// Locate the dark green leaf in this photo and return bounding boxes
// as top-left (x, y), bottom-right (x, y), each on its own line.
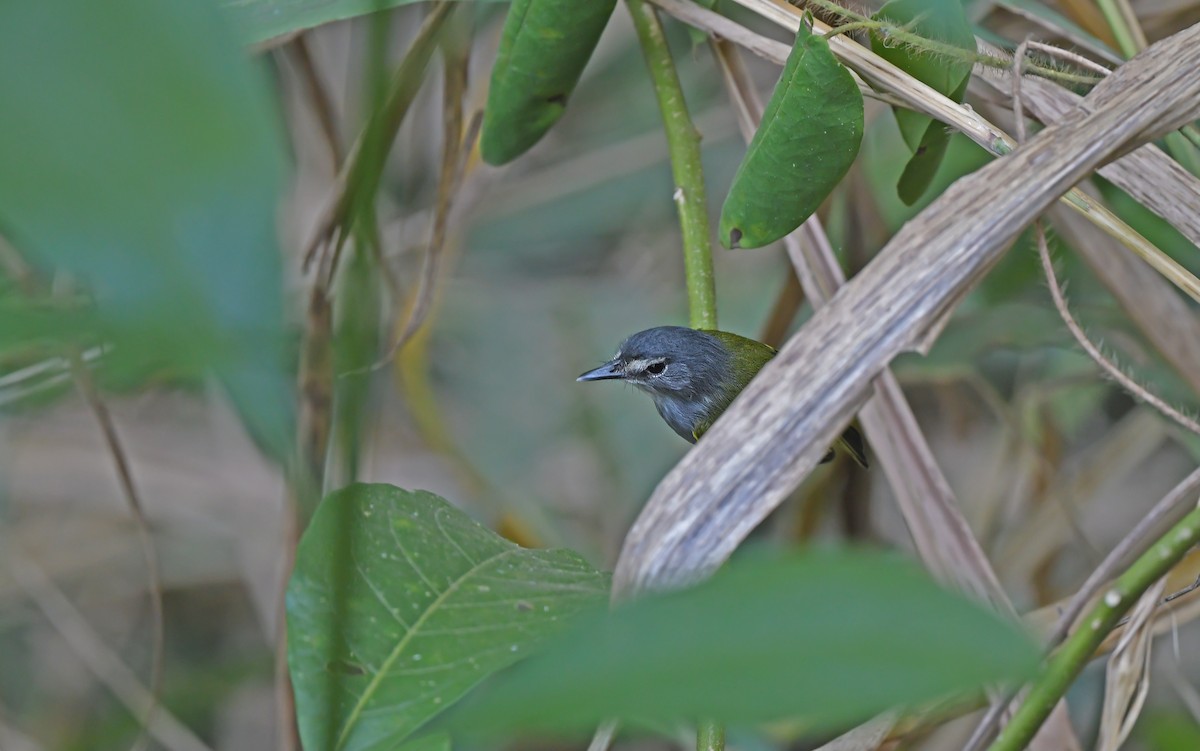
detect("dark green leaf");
top-left (871, 0), bottom-right (976, 203)
top-left (1140, 712), bottom-right (1200, 751)
top-left (398, 732), bottom-right (452, 751)
top-left (0, 0), bottom-right (293, 456)
top-left (451, 548), bottom-right (1039, 736)
top-left (719, 21), bottom-right (863, 248)
top-left (286, 483), bottom-right (610, 751)
top-left (480, 0), bottom-right (619, 164)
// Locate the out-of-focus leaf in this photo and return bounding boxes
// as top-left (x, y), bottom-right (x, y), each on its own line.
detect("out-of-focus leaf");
top-left (0, 0), bottom-right (293, 456)
top-left (718, 20), bottom-right (863, 248)
top-left (333, 244), bottom-right (382, 480)
top-left (398, 732), bottom-right (452, 751)
top-left (871, 0), bottom-right (976, 203)
top-left (221, 0), bottom-right (504, 45)
top-left (1139, 712), bottom-right (1200, 751)
top-left (286, 483), bottom-right (610, 751)
top-left (449, 548), bottom-right (1040, 736)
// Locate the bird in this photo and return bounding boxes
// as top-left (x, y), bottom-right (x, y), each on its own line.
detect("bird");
top-left (577, 325), bottom-right (867, 467)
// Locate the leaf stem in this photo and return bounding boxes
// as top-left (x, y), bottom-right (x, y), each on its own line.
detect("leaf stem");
top-left (986, 503), bottom-right (1200, 751)
top-left (626, 0), bottom-right (717, 329)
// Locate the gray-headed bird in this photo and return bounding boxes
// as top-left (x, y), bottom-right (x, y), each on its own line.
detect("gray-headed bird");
top-left (578, 325), bottom-right (867, 467)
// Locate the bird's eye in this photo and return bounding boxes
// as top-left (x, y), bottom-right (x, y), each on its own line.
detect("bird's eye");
top-left (646, 361), bottom-right (667, 375)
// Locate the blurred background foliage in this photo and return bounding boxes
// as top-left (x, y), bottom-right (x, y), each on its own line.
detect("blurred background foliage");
top-left (2, 0), bottom-right (1200, 749)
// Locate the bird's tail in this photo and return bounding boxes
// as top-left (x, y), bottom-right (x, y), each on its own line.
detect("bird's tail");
top-left (836, 424), bottom-right (869, 469)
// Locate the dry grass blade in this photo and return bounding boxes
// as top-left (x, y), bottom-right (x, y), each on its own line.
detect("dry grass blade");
top-left (369, 23), bottom-right (473, 372)
top-left (6, 551), bottom-right (214, 751)
top-left (285, 34), bottom-right (342, 168)
top-left (611, 23), bottom-right (1200, 591)
top-left (68, 351), bottom-right (162, 751)
top-left (711, 37), bottom-right (1012, 611)
top-left (303, 3), bottom-right (455, 280)
top-left (1096, 577), bottom-right (1165, 751)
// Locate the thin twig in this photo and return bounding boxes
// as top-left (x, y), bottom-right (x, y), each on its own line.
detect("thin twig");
top-left (68, 352), bottom-right (162, 751)
top-left (287, 34), bottom-right (342, 168)
top-left (364, 19), bottom-right (472, 373)
top-left (302, 3), bottom-right (455, 281)
top-left (7, 551), bottom-right (212, 751)
top-left (1011, 37), bottom-right (1200, 437)
top-left (1037, 225), bottom-right (1200, 435)
top-left (1027, 40), bottom-right (1112, 76)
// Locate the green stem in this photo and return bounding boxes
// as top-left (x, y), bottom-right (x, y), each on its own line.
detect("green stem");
top-left (696, 719), bottom-right (726, 751)
top-left (1094, 0), bottom-right (1143, 58)
top-left (986, 505), bottom-right (1200, 751)
top-left (1086, 0), bottom-right (1200, 176)
top-left (626, 0), bottom-right (717, 330)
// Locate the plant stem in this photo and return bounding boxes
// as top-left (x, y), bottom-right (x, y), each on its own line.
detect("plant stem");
top-left (986, 504), bottom-right (1200, 751)
top-left (626, 0), bottom-right (717, 330)
top-left (1093, 0), bottom-right (1145, 58)
top-left (627, 3), bottom-right (719, 741)
top-left (696, 719), bottom-right (726, 751)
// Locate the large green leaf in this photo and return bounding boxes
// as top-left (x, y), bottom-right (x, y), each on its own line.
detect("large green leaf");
top-left (221, 0), bottom-right (503, 44)
top-left (871, 0), bottom-right (976, 204)
top-left (286, 483), bottom-right (610, 751)
top-left (450, 548), bottom-right (1039, 736)
top-left (718, 19), bottom-right (863, 249)
top-left (480, 0), bottom-right (619, 164)
top-left (0, 0), bottom-right (292, 455)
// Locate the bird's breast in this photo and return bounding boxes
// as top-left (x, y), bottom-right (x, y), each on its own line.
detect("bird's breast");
top-left (652, 393), bottom-right (711, 444)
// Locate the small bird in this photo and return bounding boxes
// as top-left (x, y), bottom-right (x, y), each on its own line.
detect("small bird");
top-left (577, 325), bottom-right (867, 467)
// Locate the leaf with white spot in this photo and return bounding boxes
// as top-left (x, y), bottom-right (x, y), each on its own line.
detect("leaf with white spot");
top-left (286, 483), bottom-right (610, 751)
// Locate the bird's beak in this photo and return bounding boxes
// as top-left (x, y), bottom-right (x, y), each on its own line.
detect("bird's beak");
top-left (577, 360), bottom-right (623, 382)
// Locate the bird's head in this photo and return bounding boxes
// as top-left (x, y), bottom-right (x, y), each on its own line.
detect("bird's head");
top-left (576, 326), bottom-right (732, 401)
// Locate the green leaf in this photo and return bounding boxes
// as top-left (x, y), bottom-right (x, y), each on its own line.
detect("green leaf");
top-left (1141, 712), bottom-right (1200, 751)
top-left (718, 20), bottom-right (863, 249)
top-left (0, 0), bottom-right (293, 456)
top-left (398, 732), bottom-right (452, 751)
top-left (450, 548), bottom-right (1039, 736)
top-left (480, 0), bottom-right (619, 164)
top-left (286, 483), bottom-right (610, 751)
top-left (221, 0), bottom-right (503, 45)
top-left (871, 0), bottom-right (976, 203)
